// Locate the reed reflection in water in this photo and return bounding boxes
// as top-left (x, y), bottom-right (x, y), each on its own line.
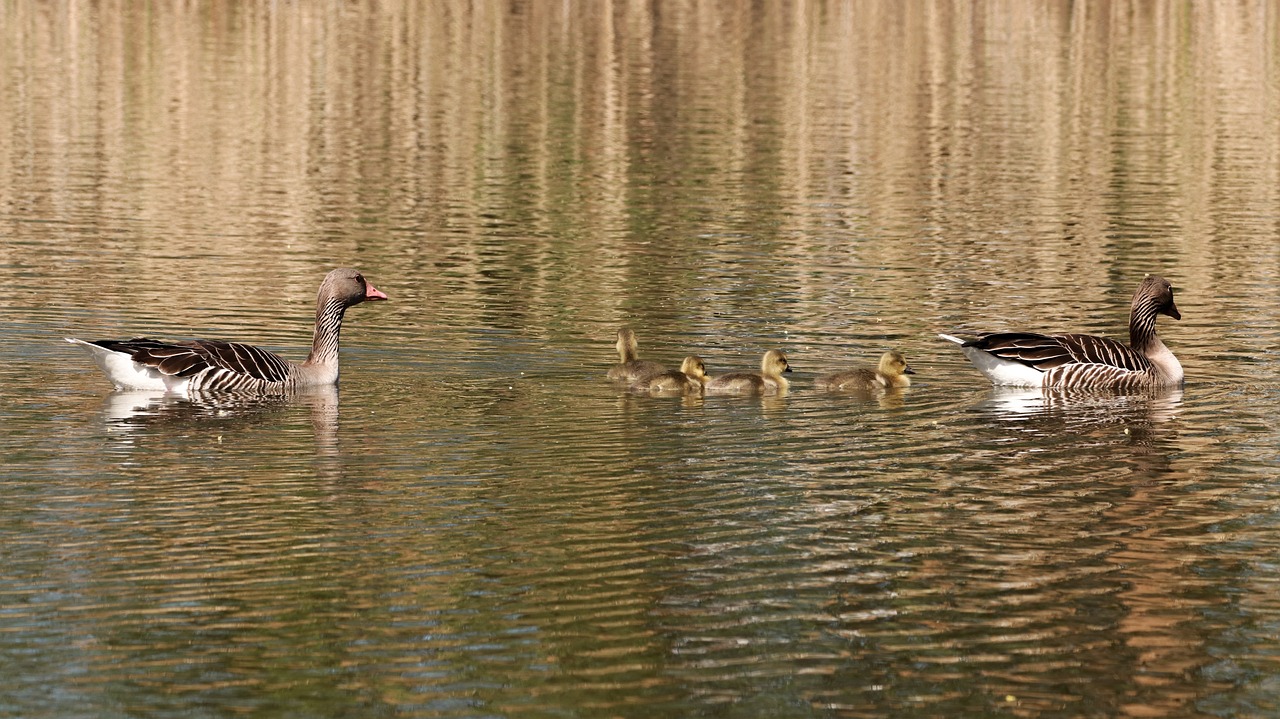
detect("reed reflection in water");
top-left (2, 1), bottom-right (1280, 717)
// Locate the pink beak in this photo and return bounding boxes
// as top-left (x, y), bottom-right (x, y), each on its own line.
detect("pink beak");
top-left (366, 284), bottom-right (389, 301)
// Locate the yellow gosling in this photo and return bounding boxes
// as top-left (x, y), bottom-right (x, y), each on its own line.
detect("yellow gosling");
top-left (705, 349), bottom-right (792, 396)
top-left (630, 355), bottom-right (707, 395)
top-left (815, 350), bottom-right (915, 391)
top-left (607, 327), bottom-right (667, 382)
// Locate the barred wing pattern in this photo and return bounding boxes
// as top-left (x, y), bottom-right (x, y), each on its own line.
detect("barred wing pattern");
top-left (965, 332), bottom-right (1155, 388)
top-left (93, 338), bottom-right (295, 391)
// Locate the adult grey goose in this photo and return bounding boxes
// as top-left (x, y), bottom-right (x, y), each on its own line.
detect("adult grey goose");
top-left (939, 274), bottom-right (1183, 389)
top-left (66, 268), bottom-right (387, 393)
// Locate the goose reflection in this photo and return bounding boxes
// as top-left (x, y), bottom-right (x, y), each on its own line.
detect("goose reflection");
top-left (100, 385), bottom-right (340, 455)
top-left (967, 386), bottom-right (1183, 446)
top-left (971, 386), bottom-right (1182, 419)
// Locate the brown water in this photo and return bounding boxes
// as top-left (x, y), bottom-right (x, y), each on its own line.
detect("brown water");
top-left (4, 2), bottom-right (1280, 717)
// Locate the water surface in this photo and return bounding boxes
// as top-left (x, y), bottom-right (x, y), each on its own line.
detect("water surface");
top-left (3, 2), bottom-right (1280, 717)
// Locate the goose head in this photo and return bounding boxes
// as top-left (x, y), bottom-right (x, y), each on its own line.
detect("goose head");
top-left (1138, 274), bottom-right (1180, 320)
top-left (321, 268), bottom-right (388, 307)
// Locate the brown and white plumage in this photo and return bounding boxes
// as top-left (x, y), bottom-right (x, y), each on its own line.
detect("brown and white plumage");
top-left (67, 268), bottom-right (388, 393)
top-left (607, 328), bottom-right (666, 382)
top-left (940, 274), bottom-right (1184, 389)
top-left (629, 355), bottom-right (707, 394)
top-left (815, 350), bottom-right (915, 391)
top-left (705, 349), bottom-right (792, 395)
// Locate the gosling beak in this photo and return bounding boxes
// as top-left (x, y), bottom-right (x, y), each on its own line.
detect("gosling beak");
top-left (904, 365), bottom-right (916, 375)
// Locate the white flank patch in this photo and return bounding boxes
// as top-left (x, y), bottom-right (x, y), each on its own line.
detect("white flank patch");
top-left (65, 338), bottom-right (181, 392)
top-left (938, 333), bottom-right (1045, 387)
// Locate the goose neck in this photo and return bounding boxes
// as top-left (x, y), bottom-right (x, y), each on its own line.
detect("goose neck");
top-left (1128, 299), bottom-right (1161, 353)
top-left (306, 297), bottom-right (347, 367)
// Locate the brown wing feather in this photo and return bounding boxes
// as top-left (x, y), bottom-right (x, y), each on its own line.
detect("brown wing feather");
top-left (91, 338), bottom-right (292, 383)
top-left (966, 332), bottom-right (1150, 372)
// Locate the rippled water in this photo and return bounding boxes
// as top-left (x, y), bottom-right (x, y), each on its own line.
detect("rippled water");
top-left (4, 2), bottom-right (1280, 717)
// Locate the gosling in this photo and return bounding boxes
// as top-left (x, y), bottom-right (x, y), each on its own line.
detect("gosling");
top-left (607, 328), bottom-right (667, 382)
top-left (814, 350), bottom-right (915, 391)
top-left (629, 355), bottom-right (708, 395)
top-left (705, 349), bottom-right (792, 396)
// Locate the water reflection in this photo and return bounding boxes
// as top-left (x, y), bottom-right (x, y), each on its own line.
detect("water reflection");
top-left (963, 386), bottom-right (1185, 463)
top-left (99, 385), bottom-right (340, 458)
top-left (970, 386), bottom-right (1184, 425)
top-left (815, 385), bottom-right (911, 409)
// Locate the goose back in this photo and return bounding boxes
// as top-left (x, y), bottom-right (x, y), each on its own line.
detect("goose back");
top-left (89, 338), bottom-right (295, 391)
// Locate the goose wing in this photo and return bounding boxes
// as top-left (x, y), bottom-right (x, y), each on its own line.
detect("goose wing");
top-left (965, 332), bottom-right (1151, 372)
top-left (93, 338), bottom-right (293, 383)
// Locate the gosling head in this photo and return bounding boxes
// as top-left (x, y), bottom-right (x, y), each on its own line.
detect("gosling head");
top-left (615, 328), bottom-right (640, 360)
top-left (761, 349), bottom-right (792, 376)
top-left (876, 350), bottom-right (915, 387)
top-left (877, 350), bottom-right (914, 376)
top-left (679, 355), bottom-right (707, 381)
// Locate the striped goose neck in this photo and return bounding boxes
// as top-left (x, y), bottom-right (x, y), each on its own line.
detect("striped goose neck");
top-left (1128, 295), bottom-right (1163, 353)
top-left (305, 297), bottom-right (348, 367)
